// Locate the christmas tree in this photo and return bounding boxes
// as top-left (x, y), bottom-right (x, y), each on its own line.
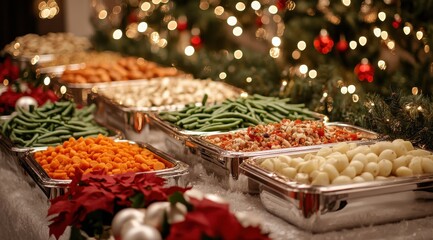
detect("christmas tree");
top-left (90, 0), bottom-right (433, 146)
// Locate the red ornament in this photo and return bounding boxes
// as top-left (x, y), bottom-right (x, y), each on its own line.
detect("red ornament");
top-left (354, 58), bottom-right (374, 82)
top-left (313, 29), bottom-right (334, 54)
top-left (190, 35), bottom-right (202, 48)
top-left (127, 12), bottom-right (138, 24)
top-left (392, 14), bottom-right (402, 29)
top-left (336, 35), bottom-right (348, 52)
top-left (255, 16), bottom-right (263, 27)
top-left (177, 16), bottom-right (188, 31)
top-left (277, 0), bottom-right (287, 10)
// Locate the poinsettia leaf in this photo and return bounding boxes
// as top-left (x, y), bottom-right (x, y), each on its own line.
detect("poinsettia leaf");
top-left (168, 191), bottom-right (194, 211)
top-left (49, 212), bottom-right (72, 239)
top-left (129, 192), bottom-right (145, 208)
top-left (240, 226), bottom-right (271, 240)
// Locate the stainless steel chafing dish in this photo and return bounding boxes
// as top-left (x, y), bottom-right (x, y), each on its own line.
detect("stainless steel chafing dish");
top-left (18, 140), bottom-right (189, 199)
top-left (239, 147), bottom-right (433, 232)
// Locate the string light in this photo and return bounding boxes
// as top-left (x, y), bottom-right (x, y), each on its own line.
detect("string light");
top-left (378, 12), bottom-right (386, 21)
top-left (199, 1), bottom-right (209, 10)
top-left (43, 76), bottom-right (51, 85)
top-left (251, 1), bottom-right (261, 10)
top-left (236, 2), bottom-right (246, 11)
top-left (138, 22), bottom-right (148, 32)
top-left (219, 72), bottom-right (227, 79)
top-left (416, 31), bottom-right (423, 40)
top-left (380, 31), bottom-right (389, 40)
top-left (348, 85), bottom-right (356, 94)
top-left (386, 40), bottom-right (395, 50)
top-left (378, 60), bottom-right (387, 70)
top-left (98, 10), bottom-right (107, 19)
top-left (352, 94), bottom-right (359, 102)
top-left (297, 41), bottom-right (306, 51)
top-left (373, 27), bottom-right (381, 37)
top-left (341, 86), bottom-right (348, 94)
top-left (214, 6), bottom-right (224, 16)
top-left (359, 36), bottom-right (367, 46)
top-left (234, 50), bottom-right (243, 59)
top-left (342, 0), bottom-right (351, 6)
top-left (412, 87), bottom-right (419, 95)
top-left (349, 40), bottom-right (357, 49)
top-left (272, 37), bottom-right (281, 47)
top-left (184, 46), bottom-right (195, 56)
top-left (227, 16), bottom-right (237, 26)
top-left (308, 70), bottom-right (317, 79)
top-left (299, 64), bottom-right (308, 74)
top-left (292, 50), bottom-right (301, 59)
top-left (167, 20), bottom-right (177, 30)
top-left (38, 0), bottom-right (59, 19)
top-left (268, 5), bottom-right (278, 14)
top-left (269, 47), bottom-right (280, 58)
top-left (246, 77), bottom-right (252, 83)
top-left (233, 26), bottom-right (243, 36)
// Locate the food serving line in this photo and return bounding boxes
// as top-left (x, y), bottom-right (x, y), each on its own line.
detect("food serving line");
top-left (2, 34), bottom-right (433, 239)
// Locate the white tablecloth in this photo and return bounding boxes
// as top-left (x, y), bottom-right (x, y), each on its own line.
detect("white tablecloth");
top-left (1, 141), bottom-right (433, 240)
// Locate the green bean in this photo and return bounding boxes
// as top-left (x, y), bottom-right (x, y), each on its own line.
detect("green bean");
top-left (212, 103), bottom-right (235, 115)
top-left (61, 102), bottom-right (75, 117)
top-left (72, 129), bottom-right (105, 138)
top-left (54, 101), bottom-right (72, 107)
top-left (13, 128), bottom-right (46, 135)
top-left (24, 133), bottom-right (39, 147)
top-left (212, 118), bottom-right (243, 123)
top-left (183, 122), bottom-right (198, 130)
top-left (34, 110), bottom-right (48, 119)
top-left (39, 129), bottom-right (71, 139)
top-left (17, 107), bottom-right (39, 119)
top-left (44, 107), bottom-right (66, 116)
top-left (82, 114), bottom-right (94, 123)
top-left (201, 93), bottom-right (208, 106)
top-left (212, 112), bottom-right (260, 125)
top-left (63, 124), bottom-right (89, 132)
top-left (160, 114), bottom-right (179, 122)
top-left (14, 118), bottom-right (39, 128)
top-left (197, 120), bottom-right (242, 132)
top-left (37, 136), bottom-right (61, 144)
top-left (267, 103), bottom-right (289, 115)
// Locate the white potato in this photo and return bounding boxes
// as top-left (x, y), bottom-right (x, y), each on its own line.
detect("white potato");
top-left (299, 161), bottom-right (318, 174)
top-left (334, 155), bottom-right (350, 172)
top-left (366, 152), bottom-right (379, 163)
top-left (391, 139), bottom-right (408, 156)
top-left (407, 149), bottom-right (431, 156)
top-left (260, 159), bottom-right (274, 171)
top-left (392, 155), bottom-right (411, 175)
top-left (421, 158), bottom-right (433, 173)
top-left (320, 163), bottom-right (340, 181)
top-left (277, 155), bottom-right (292, 165)
top-left (351, 153), bottom-right (368, 166)
top-left (408, 157), bottom-right (423, 175)
top-left (375, 176), bottom-right (388, 181)
top-left (309, 170), bottom-right (320, 180)
top-left (274, 161), bottom-right (290, 173)
top-left (281, 167), bottom-right (297, 179)
top-left (370, 141), bottom-right (393, 156)
top-left (377, 159), bottom-right (392, 177)
top-left (295, 173), bottom-right (310, 184)
top-left (360, 172), bottom-right (374, 181)
top-left (396, 166), bottom-right (413, 177)
top-left (340, 166), bottom-right (357, 179)
top-left (364, 162), bottom-right (380, 176)
top-left (290, 157), bottom-right (304, 168)
top-left (311, 172), bottom-right (330, 185)
top-left (352, 176), bottom-right (365, 183)
top-left (332, 175), bottom-right (352, 185)
top-left (348, 142), bottom-right (358, 150)
top-left (349, 160), bottom-right (364, 175)
top-left (304, 153), bottom-right (314, 161)
top-left (347, 145), bottom-right (371, 160)
top-left (378, 149), bottom-right (397, 161)
top-left (402, 141), bottom-right (415, 151)
top-left (332, 142), bottom-right (350, 154)
top-left (312, 156), bottom-right (326, 166)
top-left (317, 147), bottom-right (333, 157)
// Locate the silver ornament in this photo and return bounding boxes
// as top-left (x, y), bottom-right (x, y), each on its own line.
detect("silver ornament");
top-left (15, 96), bottom-right (38, 110)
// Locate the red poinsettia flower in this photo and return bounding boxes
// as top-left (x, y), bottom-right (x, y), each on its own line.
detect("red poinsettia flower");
top-left (167, 198), bottom-right (270, 240)
top-left (0, 57), bottom-right (19, 81)
top-left (48, 171), bottom-right (188, 239)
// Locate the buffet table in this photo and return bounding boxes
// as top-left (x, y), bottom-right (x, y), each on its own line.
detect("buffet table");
top-left (1, 138), bottom-right (433, 240)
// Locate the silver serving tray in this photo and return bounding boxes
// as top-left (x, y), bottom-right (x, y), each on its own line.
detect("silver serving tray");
top-left (239, 147), bottom-right (433, 232)
top-left (188, 122), bottom-right (378, 180)
top-left (51, 76), bottom-right (196, 106)
top-left (18, 139), bottom-right (189, 199)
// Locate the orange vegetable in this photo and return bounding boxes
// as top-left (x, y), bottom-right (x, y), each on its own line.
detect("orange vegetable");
top-left (34, 135), bottom-right (173, 180)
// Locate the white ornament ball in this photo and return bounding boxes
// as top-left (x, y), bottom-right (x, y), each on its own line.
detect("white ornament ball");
top-left (111, 208), bottom-right (145, 237)
top-left (15, 96), bottom-right (38, 110)
top-left (121, 225), bottom-right (162, 240)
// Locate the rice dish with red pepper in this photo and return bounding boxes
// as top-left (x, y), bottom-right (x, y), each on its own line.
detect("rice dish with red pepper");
top-left (204, 119), bottom-right (361, 152)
